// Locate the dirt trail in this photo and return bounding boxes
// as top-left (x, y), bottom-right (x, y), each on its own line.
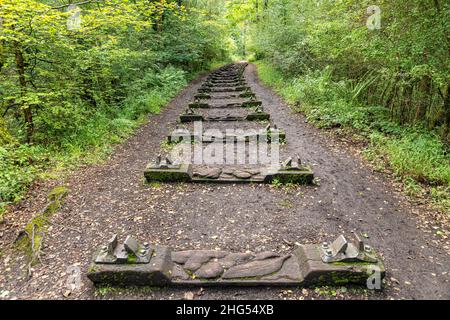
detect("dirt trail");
top-left (0, 64), bottom-right (448, 300)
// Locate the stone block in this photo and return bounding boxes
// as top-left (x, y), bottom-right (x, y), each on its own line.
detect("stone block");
top-left (265, 167), bottom-right (314, 184)
top-left (242, 101), bottom-right (262, 108)
top-left (294, 244), bottom-right (385, 287)
top-left (87, 234), bottom-right (385, 289)
top-left (180, 114), bottom-right (204, 123)
top-left (239, 92), bottom-right (256, 99)
top-left (194, 93), bottom-right (211, 100)
top-left (189, 102), bottom-right (210, 109)
top-left (87, 245), bottom-right (173, 286)
top-left (246, 112), bottom-right (270, 121)
top-left (144, 164), bottom-right (192, 183)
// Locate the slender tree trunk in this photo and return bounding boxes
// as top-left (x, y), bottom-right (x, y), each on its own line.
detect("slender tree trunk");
top-left (0, 40), bottom-right (5, 72)
top-left (255, 0), bottom-right (259, 22)
top-left (433, 0), bottom-right (449, 143)
top-left (414, 77), bottom-right (430, 123)
top-left (13, 41), bottom-right (33, 143)
top-left (442, 86), bottom-right (450, 144)
top-left (0, 115), bottom-right (13, 145)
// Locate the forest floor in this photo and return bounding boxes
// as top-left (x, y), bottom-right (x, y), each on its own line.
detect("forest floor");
top-left (0, 64), bottom-right (448, 300)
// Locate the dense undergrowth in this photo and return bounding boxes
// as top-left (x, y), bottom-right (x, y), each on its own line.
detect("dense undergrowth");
top-left (0, 0), bottom-right (231, 217)
top-left (1, 0), bottom-right (449, 218)
top-left (0, 66), bottom-right (209, 216)
top-left (256, 61), bottom-right (449, 212)
top-left (223, 0), bottom-right (449, 213)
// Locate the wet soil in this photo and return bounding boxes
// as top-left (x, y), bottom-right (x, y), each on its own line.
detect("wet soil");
top-left (0, 64), bottom-right (448, 300)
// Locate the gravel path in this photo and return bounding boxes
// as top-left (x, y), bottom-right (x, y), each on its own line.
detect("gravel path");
top-left (0, 64), bottom-right (448, 300)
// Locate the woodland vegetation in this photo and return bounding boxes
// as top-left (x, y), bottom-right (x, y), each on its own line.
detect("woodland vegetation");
top-left (0, 0), bottom-right (229, 213)
top-left (0, 0), bottom-right (449, 215)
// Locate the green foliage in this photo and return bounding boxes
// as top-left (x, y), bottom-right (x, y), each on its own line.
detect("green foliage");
top-left (0, 144), bottom-right (50, 204)
top-left (257, 61), bottom-right (449, 212)
top-left (369, 131), bottom-right (450, 187)
top-left (0, 116), bottom-right (14, 146)
top-left (240, 0), bottom-right (449, 137)
top-left (16, 185), bottom-right (68, 259)
top-left (0, 0), bottom-right (229, 211)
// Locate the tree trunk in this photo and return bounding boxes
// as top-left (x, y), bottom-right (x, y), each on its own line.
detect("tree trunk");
top-left (0, 115), bottom-right (13, 146)
top-left (255, 0), bottom-right (259, 21)
top-left (414, 77), bottom-right (430, 123)
top-left (13, 41), bottom-right (33, 143)
top-left (442, 85), bottom-right (450, 144)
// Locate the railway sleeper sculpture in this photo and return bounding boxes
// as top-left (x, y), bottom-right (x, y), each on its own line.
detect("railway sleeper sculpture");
top-left (179, 107), bottom-right (270, 123)
top-left (198, 86), bottom-right (251, 93)
top-left (87, 234), bottom-right (385, 288)
top-left (167, 125), bottom-right (286, 144)
top-left (202, 81), bottom-right (247, 87)
top-left (144, 155), bottom-right (192, 182)
top-left (189, 100), bottom-right (262, 109)
top-left (144, 156), bottom-right (313, 184)
top-left (194, 93), bottom-right (212, 100)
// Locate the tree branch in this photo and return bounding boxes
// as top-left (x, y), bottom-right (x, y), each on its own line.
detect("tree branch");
top-left (51, 1), bottom-right (98, 10)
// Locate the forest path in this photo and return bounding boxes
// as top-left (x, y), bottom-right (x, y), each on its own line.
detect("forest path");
top-left (0, 64), bottom-right (448, 300)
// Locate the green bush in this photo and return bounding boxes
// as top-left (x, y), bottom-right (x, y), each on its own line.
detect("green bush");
top-left (0, 1), bottom-right (230, 213)
top-left (0, 145), bottom-right (49, 203)
top-left (246, 0), bottom-right (449, 136)
top-left (256, 60), bottom-right (449, 212)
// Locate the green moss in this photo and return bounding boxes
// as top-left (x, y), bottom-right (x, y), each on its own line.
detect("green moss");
top-left (195, 93), bottom-right (211, 99)
top-left (331, 261), bottom-right (374, 267)
top-left (255, 60), bottom-right (449, 213)
top-left (0, 117), bottom-right (14, 146)
top-left (189, 103), bottom-right (210, 109)
top-left (48, 185), bottom-right (69, 201)
top-left (149, 181), bottom-right (162, 189)
top-left (239, 92), bottom-right (256, 98)
top-left (242, 101), bottom-right (262, 108)
top-left (96, 285), bottom-right (120, 296)
top-left (144, 169), bottom-right (191, 183)
top-left (246, 114), bottom-right (270, 121)
top-left (127, 252), bottom-right (137, 264)
top-left (330, 272), bottom-right (367, 285)
top-left (16, 185), bottom-right (69, 260)
top-left (267, 171), bottom-right (314, 185)
top-left (160, 140), bottom-right (177, 152)
top-left (278, 199), bottom-right (294, 208)
top-left (87, 264), bottom-right (99, 273)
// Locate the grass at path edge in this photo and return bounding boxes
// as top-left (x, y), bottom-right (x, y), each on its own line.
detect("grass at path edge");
top-left (0, 62), bottom-right (230, 219)
top-left (254, 61), bottom-right (449, 214)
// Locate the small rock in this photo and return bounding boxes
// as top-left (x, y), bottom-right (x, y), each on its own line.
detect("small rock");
top-left (194, 261), bottom-right (224, 279)
top-left (223, 255), bottom-right (290, 279)
top-left (390, 277), bottom-right (400, 284)
top-left (233, 170), bottom-right (253, 179)
top-left (222, 168), bottom-right (234, 175)
top-left (254, 252), bottom-right (280, 261)
top-left (196, 288), bottom-right (205, 296)
top-left (194, 168), bottom-right (222, 179)
top-left (184, 292), bottom-right (195, 300)
top-left (183, 250), bottom-right (228, 272)
top-left (219, 253), bottom-right (253, 269)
